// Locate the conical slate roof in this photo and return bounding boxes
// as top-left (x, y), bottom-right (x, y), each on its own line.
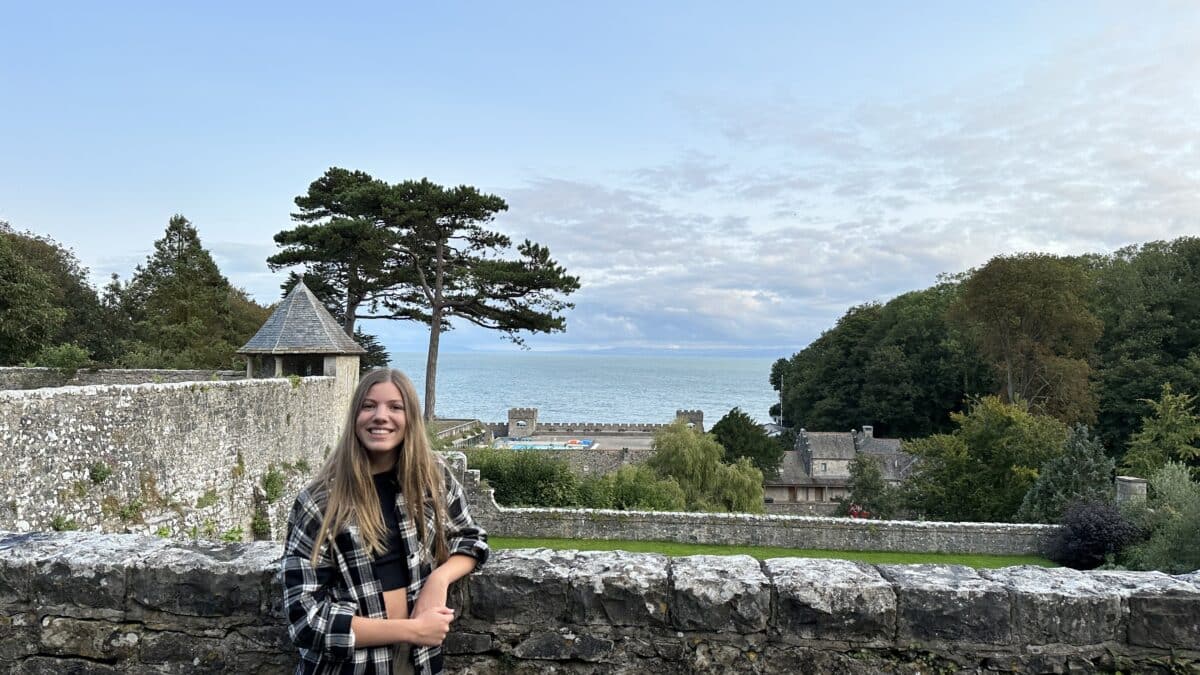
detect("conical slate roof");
top-left (238, 282), bottom-right (366, 355)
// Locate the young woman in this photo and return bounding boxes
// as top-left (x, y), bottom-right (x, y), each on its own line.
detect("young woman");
top-left (282, 368), bottom-right (489, 674)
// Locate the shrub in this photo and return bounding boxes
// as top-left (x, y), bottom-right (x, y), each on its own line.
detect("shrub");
top-left (50, 515), bottom-right (78, 531)
top-left (262, 467), bottom-right (285, 504)
top-left (1122, 462), bottom-right (1200, 573)
top-left (195, 489), bottom-right (219, 509)
top-left (465, 449), bottom-right (579, 507)
top-left (88, 462), bottom-right (112, 484)
top-left (591, 465), bottom-right (686, 512)
top-left (35, 343), bottom-right (91, 371)
top-left (1046, 499), bottom-right (1141, 569)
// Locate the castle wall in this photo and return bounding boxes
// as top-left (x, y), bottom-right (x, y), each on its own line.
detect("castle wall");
top-left (0, 367), bottom-right (243, 390)
top-left (2, 530), bottom-right (1196, 674)
top-left (0, 377), bottom-right (347, 540)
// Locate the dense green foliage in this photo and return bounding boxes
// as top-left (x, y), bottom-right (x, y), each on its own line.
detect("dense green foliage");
top-left (1017, 425), bottom-right (1115, 523)
top-left (1, 217), bottom-right (270, 369)
top-left (710, 407), bottom-right (785, 478)
top-left (0, 232), bottom-right (66, 365)
top-left (1122, 462), bottom-right (1200, 574)
top-left (774, 284), bottom-right (992, 438)
top-left (646, 421), bottom-right (765, 513)
top-left (115, 215), bottom-right (270, 369)
top-left (836, 454), bottom-right (899, 519)
top-left (272, 168), bottom-right (580, 419)
top-left (466, 423), bottom-right (765, 514)
top-left (773, 237), bottom-right (1200, 468)
top-left (902, 397), bottom-right (1068, 522)
top-left (464, 449), bottom-right (583, 507)
top-left (582, 465), bottom-right (687, 511)
top-left (1046, 500), bottom-right (1141, 570)
top-left (489, 537), bottom-right (1054, 568)
top-left (1120, 384), bottom-right (1200, 479)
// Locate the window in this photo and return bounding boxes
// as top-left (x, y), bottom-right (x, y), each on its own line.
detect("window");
top-left (820, 462), bottom-right (827, 472)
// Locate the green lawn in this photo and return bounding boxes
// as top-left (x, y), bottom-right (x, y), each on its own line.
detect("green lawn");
top-left (489, 536), bottom-right (1055, 568)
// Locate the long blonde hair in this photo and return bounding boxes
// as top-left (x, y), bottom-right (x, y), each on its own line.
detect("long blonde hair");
top-left (308, 368), bottom-right (449, 566)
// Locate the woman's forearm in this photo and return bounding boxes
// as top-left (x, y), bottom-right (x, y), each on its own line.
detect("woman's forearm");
top-left (428, 553), bottom-right (477, 586)
top-left (350, 616), bottom-right (413, 647)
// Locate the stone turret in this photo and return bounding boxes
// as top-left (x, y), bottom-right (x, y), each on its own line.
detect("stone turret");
top-left (676, 409), bottom-right (704, 432)
top-left (508, 407), bottom-right (538, 437)
top-left (236, 281), bottom-right (365, 402)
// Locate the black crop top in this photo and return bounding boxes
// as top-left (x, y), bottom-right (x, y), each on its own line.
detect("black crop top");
top-left (371, 472), bottom-right (411, 592)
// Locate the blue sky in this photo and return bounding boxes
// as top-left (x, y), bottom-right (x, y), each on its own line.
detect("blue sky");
top-left (2, 2), bottom-right (1197, 356)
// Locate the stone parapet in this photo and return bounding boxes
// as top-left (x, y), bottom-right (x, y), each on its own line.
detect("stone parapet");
top-left (1, 531), bottom-right (1197, 673)
top-left (0, 367), bottom-right (243, 390)
top-left (470, 491), bottom-right (1058, 555)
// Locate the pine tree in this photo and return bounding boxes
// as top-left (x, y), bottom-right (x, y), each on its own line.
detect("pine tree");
top-left (1018, 425), bottom-right (1115, 523)
top-left (710, 407), bottom-right (785, 478)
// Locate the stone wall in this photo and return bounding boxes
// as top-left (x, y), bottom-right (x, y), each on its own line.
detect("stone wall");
top-left (463, 479), bottom-right (1055, 556)
top-left (0, 377), bottom-right (347, 540)
top-left (2, 530), bottom-right (1197, 674)
top-left (0, 367), bottom-right (243, 390)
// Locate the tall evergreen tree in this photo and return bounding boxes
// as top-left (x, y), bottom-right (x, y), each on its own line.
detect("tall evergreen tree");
top-left (1017, 425), bottom-right (1115, 523)
top-left (710, 407), bottom-right (785, 478)
top-left (272, 168), bottom-right (580, 420)
top-left (1121, 384), bottom-right (1200, 478)
top-left (123, 215), bottom-right (268, 368)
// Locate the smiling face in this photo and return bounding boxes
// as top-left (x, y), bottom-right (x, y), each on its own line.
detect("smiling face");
top-left (355, 381), bottom-right (408, 472)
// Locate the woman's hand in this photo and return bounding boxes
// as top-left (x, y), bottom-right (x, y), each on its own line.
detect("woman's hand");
top-left (406, 607), bottom-right (455, 646)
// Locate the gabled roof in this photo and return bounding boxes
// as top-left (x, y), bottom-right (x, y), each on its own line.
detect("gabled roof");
top-left (237, 282), bottom-right (366, 355)
top-left (764, 449), bottom-right (810, 486)
top-left (804, 431), bottom-right (857, 460)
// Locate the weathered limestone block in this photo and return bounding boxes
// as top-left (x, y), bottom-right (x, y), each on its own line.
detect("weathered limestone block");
top-left (879, 564), bottom-right (1011, 645)
top-left (2, 530), bottom-right (170, 619)
top-left (0, 532), bottom-right (70, 607)
top-left (467, 548), bottom-right (577, 624)
top-left (512, 629), bottom-right (614, 662)
top-left (38, 616), bottom-right (140, 661)
top-left (670, 555), bottom-right (769, 632)
top-left (981, 566), bottom-right (1122, 645)
top-left (1091, 570), bottom-right (1200, 649)
top-left (11, 655), bottom-right (124, 674)
top-left (765, 557), bottom-right (895, 644)
top-left (444, 631), bottom-right (494, 655)
top-left (570, 550), bottom-right (670, 626)
top-left (127, 539), bottom-right (280, 625)
top-left (0, 611), bottom-right (39, 663)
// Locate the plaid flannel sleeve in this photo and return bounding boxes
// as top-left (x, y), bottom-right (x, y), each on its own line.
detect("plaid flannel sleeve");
top-left (281, 492), bottom-right (358, 662)
top-left (443, 466), bottom-right (489, 567)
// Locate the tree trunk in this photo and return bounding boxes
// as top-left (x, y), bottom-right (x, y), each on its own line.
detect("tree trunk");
top-left (343, 299), bottom-right (359, 336)
top-left (423, 306), bottom-right (442, 422)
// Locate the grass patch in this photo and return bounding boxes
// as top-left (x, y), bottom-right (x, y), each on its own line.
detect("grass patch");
top-left (489, 537), bottom-right (1055, 568)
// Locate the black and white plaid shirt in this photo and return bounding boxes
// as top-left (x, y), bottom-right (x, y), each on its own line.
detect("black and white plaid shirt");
top-left (282, 462), bottom-right (489, 674)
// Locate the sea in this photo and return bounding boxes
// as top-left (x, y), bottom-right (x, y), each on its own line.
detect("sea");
top-left (386, 352), bottom-right (780, 425)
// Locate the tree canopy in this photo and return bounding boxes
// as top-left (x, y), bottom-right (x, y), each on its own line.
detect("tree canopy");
top-left (1121, 384), bottom-right (1200, 479)
top-left (119, 215), bottom-right (269, 369)
top-left (902, 396), bottom-right (1068, 522)
top-left (1017, 424), bottom-right (1115, 523)
top-left (646, 421), bottom-right (764, 513)
top-left (710, 407), bottom-right (785, 478)
top-left (272, 168), bottom-right (580, 419)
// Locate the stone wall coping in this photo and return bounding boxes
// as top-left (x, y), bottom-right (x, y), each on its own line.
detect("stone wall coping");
top-left (3, 530), bottom-right (1198, 672)
top-left (0, 375), bottom-right (335, 401)
top-left (493, 504), bottom-right (1059, 532)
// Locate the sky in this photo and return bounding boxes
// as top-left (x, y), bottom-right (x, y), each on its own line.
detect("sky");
top-left (2, 2), bottom-right (1198, 357)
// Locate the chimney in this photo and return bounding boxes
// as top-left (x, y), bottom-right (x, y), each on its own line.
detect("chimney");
top-left (862, 425), bottom-right (873, 439)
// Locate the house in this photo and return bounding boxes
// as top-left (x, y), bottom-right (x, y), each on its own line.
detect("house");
top-left (763, 425), bottom-right (915, 514)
